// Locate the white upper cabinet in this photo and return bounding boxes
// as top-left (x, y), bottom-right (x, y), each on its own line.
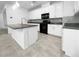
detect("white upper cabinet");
top-left (63, 1), bottom-right (75, 17)
top-left (41, 2), bottom-right (56, 18)
top-left (41, 2), bottom-right (50, 13)
top-left (41, 6), bottom-right (50, 14)
top-left (29, 1), bottom-right (79, 19)
top-left (55, 2), bottom-right (63, 17)
top-left (29, 2), bottom-right (64, 19)
top-left (29, 8), bottom-right (42, 19)
top-left (41, 2), bottom-right (64, 18)
top-left (50, 4), bottom-right (56, 18)
top-left (74, 1), bottom-right (79, 13)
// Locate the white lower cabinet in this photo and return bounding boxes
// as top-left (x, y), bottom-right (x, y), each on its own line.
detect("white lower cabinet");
top-left (48, 24), bottom-right (62, 37)
top-left (26, 27), bottom-right (38, 46)
top-left (48, 24), bottom-right (55, 35)
top-left (8, 26), bottom-right (38, 49)
top-left (62, 29), bottom-right (79, 57)
top-left (55, 25), bottom-right (63, 36)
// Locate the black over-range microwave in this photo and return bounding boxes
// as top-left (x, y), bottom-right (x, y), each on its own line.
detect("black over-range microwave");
top-left (41, 13), bottom-right (49, 19)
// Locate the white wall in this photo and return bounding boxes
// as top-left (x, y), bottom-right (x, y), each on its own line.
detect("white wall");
top-left (6, 5), bottom-right (29, 25)
top-left (3, 8), bottom-right (7, 28)
top-left (29, 2), bottom-right (63, 19)
top-left (0, 14), bottom-right (6, 29)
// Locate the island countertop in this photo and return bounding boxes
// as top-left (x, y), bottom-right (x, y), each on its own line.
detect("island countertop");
top-left (8, 24), bottom-right (38, 29)
top-left (63, 23), bottom-right (79, 30)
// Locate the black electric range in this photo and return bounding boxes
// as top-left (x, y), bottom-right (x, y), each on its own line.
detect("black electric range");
top-left (40, 20), bottom-right (49, 34)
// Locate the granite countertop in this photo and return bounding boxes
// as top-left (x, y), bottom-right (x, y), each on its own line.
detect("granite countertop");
top-left (28, 18), bottom-right (62, 24)
top-left (8, 24), bottom-right (38, 29)
top-left (28, 22), bottom-right (42, 24)
top-left (28, 20), bottom-right (43, 24)
top-left (28, 21), bottom-right (62, 24)
top-left (63, 23), bottom-right (79, 30)
top-left (48, 22), bottom-right (62, 24)
top-left (63, 26), bottom-right (79, 30)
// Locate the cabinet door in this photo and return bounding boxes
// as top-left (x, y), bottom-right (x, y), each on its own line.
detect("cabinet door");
top-left (28, 27), bottom-right (38, 46)
top-left (50, 4), bottom-right (56, 18)
top-left (74, 1), bottom-right (79, 13)
top-left (55, 2), bottom-right (63, 17)
top-left (62, 29), bottom-right (79, 57)
top-left (48, 24), bottom-right (55, 35)
top-left (54, 25), bottom-right (62, 36)
top-left (29, 8), bottom-right (42, 19)
top-left (48, 24), bottom-right (52, 34)
top-left (63, 1), bottom-right (75, 17)
top-left (48, 24), bottom-right (62, 36)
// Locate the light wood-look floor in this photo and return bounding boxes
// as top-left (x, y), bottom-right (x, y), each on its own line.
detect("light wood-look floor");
top-left (0, 29), bottom-right (66, 57)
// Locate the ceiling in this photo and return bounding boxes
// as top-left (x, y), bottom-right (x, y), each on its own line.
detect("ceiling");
top-left (0, 1), bottom-right (15, 13)
top-left (18, 1), bottom-right (50, 11)
top-left (0, 1), bottom-right (60, 13)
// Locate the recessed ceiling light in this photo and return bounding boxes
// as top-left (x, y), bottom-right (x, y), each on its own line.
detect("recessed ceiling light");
top-left (16, 1), bottom-right (20, 7)
top-left (12, 1), bottom-right (20, 10)
top-left (31, 1), bottom-right (34, 6)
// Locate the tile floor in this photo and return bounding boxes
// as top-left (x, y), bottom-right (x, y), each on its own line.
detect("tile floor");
top-left (0, 29), bottom-right (66, 57)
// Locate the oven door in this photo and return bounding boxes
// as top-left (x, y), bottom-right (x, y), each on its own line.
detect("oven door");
top-left (40, 23), bottom-right (48, 34)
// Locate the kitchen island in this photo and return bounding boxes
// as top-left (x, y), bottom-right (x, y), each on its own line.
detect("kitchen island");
top-left (8, 24), bottom-right (38, 49)
top-left (63, 23), bottom-right (79, 57)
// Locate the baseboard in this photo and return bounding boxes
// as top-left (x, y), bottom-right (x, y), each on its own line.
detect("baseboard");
top-left (48, 34), bottom-right (62, 38)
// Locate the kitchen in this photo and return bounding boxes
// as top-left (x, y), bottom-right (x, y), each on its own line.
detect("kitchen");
top-left (0, 1), bottom-right (79, 57)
